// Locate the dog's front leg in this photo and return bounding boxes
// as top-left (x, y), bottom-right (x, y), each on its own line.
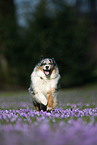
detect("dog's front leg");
top-left (34, 91), bottom-right (47, 106)
top-left (47, 88), bottom-right (56, 111)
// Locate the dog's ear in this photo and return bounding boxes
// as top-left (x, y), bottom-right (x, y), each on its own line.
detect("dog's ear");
top-left (52, 57), bottom-right (56, 66)
top-left (40, 55), bottom-right (44, 61)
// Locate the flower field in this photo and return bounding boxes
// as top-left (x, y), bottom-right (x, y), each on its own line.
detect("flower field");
top-left (0, 87), bottom-right (97, 145)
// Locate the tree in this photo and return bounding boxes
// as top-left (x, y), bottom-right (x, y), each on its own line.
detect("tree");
top-left (0, 0), bottom-right (18, 89)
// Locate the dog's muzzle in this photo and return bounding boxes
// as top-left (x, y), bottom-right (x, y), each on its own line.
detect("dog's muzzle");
top-left (43, 65), bottom-right (51, 76)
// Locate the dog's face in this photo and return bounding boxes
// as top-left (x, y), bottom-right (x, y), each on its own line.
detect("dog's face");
top-left (37, 58), bottom-right (57, 78)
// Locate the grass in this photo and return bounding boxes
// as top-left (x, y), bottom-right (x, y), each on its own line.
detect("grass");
top-left (0, 83), bottom-right (97, 104)
top-left (59, 83), bottom-right (97, 104)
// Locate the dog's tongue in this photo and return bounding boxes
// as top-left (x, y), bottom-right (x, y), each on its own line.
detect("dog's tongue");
top-left (45, 71), bottom-right (49, 75)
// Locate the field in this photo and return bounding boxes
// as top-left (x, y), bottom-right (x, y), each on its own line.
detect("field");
top-left (0, 84), bottom-right (97, 145)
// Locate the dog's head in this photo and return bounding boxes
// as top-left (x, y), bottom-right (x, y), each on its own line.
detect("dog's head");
top-left (37, 56), bottom-right (58, 78)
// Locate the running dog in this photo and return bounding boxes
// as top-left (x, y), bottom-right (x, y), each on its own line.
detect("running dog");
top-left (29, 56), bottom-right (60, 111)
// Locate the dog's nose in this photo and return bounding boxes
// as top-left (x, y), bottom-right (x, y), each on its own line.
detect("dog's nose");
top-left (46, 65), bottom-right (49, 70)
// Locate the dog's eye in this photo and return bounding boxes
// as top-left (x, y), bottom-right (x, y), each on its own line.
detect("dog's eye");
top-left (49, 63), bottom-right (53, 65)
top-left (43, 63), bottom-right (46, 65)
top-left (40, 63), bottom-right (46, 66)
top-left (48, 59), bottom-right (53, 65)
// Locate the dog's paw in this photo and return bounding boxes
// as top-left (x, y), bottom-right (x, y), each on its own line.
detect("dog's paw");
top-left (47, 106), bottom-right (53, 111)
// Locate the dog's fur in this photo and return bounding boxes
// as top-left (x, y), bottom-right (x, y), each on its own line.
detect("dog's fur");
top-left (29, 56), bottom-right (60, 111)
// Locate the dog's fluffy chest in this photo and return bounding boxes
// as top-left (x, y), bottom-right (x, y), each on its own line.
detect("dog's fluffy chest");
top-left (31, 71), bottom-right (58, 96)
top-left (38, 77), bottom-right (55, 93)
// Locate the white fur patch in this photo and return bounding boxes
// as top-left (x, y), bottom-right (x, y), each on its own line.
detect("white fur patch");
top-left (34, 92), bottom-right (47, 105)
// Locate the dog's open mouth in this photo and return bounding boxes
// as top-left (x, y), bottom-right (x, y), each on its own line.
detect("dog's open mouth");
top-left (44, 70), bottom-right (51, 76)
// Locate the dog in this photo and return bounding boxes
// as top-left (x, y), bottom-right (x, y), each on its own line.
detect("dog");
top-left (29, 56), bottom-right (60, 111)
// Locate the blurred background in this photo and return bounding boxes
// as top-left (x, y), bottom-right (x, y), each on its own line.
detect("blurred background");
top-left (0, 0), bottom-right (97, 90)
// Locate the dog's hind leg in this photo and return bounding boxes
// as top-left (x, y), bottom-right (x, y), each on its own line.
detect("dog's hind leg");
top-left (33, 101), bottom-right (40, 111)
top-left (40, 104), bottom-right (47, 111)
top-left (33, 101), bottom-right (47, 111)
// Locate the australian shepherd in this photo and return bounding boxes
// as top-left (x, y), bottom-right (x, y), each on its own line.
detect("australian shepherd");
top-left (29, 56), bottom-right (60, 111)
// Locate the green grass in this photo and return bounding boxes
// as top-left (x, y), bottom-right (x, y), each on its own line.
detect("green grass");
top-left (59, 83), bottom-right (97, 105)
top-left (0, 91), bottom-right (29, 102)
